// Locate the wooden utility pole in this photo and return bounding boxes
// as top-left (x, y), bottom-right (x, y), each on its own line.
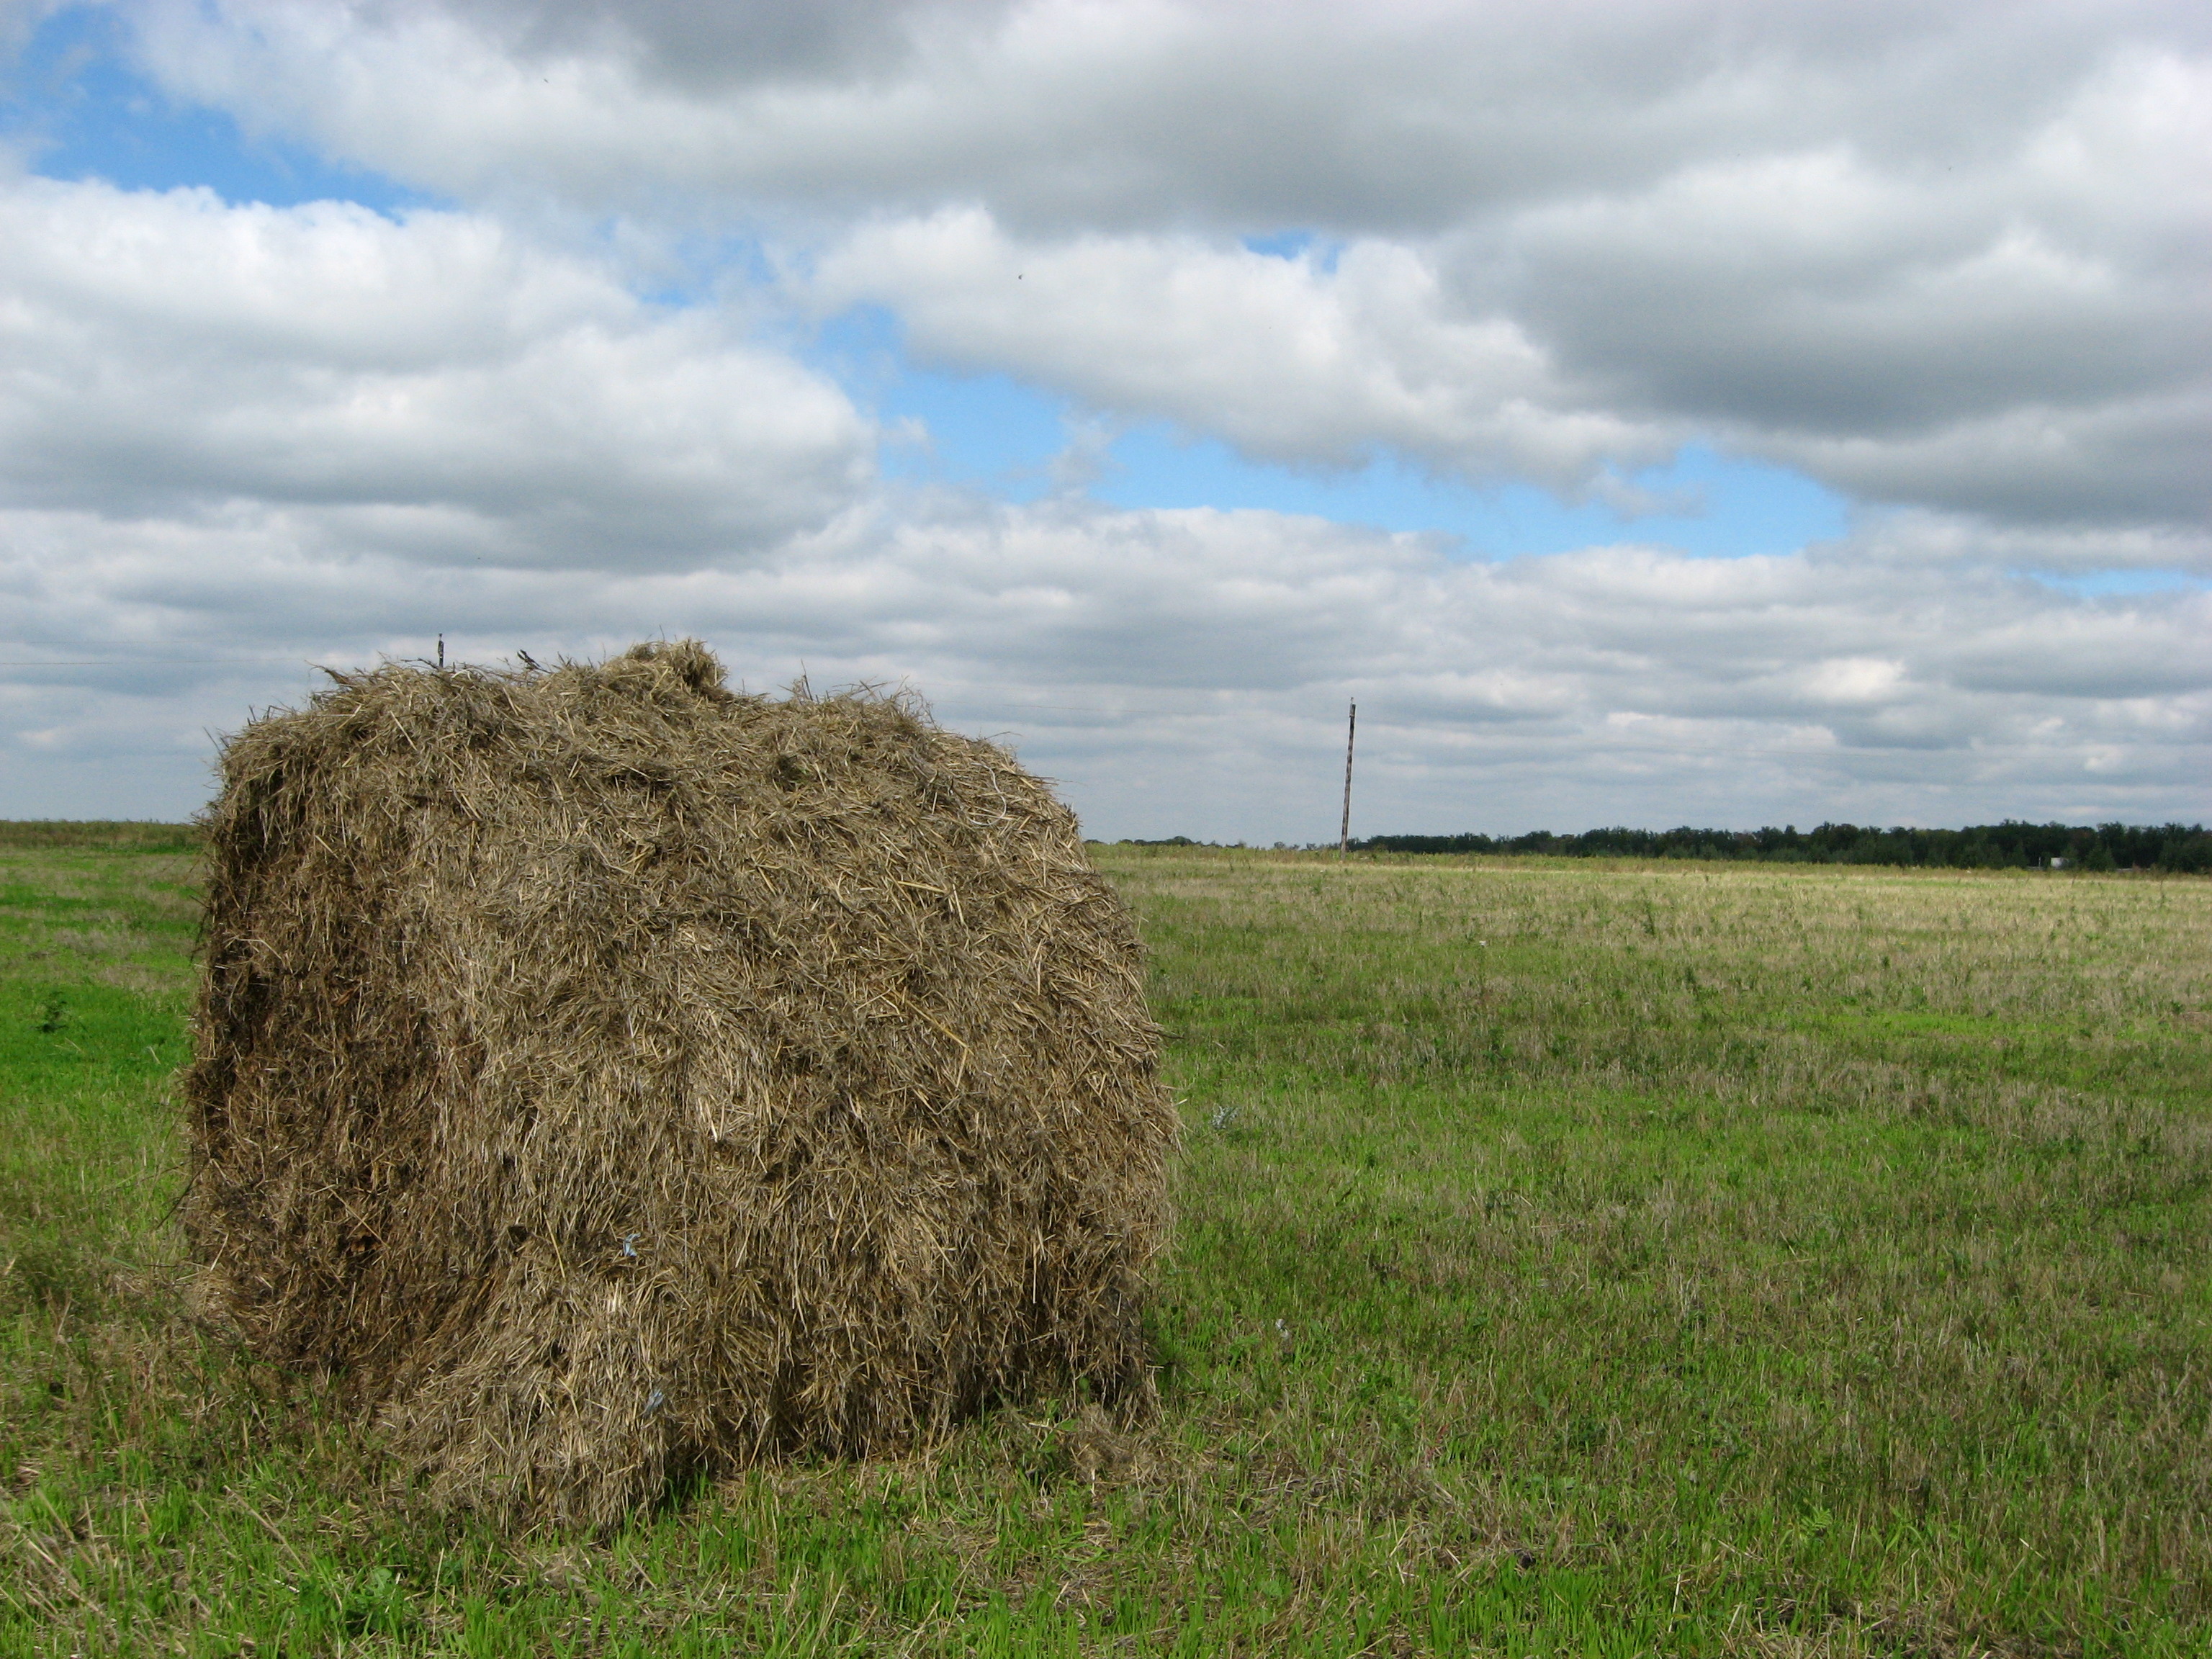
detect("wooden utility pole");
top-left (1338, 698), bottom-right (1357, 857)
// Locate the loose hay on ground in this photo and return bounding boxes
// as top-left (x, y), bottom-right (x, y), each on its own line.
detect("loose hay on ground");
top-left (181, 641), bottom-right (1175, 1529)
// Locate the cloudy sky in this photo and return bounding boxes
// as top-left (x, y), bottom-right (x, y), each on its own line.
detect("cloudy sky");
top-left (1, 0), bottom-right (2206, 840)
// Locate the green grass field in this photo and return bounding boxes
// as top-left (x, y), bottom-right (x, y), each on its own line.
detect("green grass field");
top-left (4, 831), bottom-right (2208, 1655)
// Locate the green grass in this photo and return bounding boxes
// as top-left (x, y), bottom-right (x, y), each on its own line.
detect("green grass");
top-left (3, 832), bottom-right (2208, 1655)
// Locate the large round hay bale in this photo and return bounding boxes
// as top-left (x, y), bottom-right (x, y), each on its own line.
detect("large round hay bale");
top-left (181, 642), bottom-right (1175, 1528)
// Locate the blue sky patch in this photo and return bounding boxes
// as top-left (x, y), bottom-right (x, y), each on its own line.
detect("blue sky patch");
top-left (3, 4), bottom-right (436, 213)
top-left (1241, 230), bottom-right (1339, 271)
top-left (879, 371), bottom-right (1074, 505)
top-left (2025, 569), bottom-right (2210, 597)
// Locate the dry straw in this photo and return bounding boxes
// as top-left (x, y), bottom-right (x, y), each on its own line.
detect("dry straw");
top-left (182, 642), bottom-right (1175, 1529)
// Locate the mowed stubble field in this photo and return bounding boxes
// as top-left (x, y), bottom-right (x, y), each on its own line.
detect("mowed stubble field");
top-left (2, 827), bottom-right (2208, 1656)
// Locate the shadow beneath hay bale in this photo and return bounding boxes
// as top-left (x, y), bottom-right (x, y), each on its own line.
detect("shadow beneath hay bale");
top-left (181, 641), bottom-right (1177, 1531)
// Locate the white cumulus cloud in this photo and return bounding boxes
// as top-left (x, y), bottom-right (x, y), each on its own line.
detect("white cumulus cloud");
top-left (0, 173), bottom-right (876, 569)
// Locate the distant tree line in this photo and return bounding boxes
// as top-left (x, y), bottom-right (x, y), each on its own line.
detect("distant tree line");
top-left (1347, 821), bottom-right (2212, 871)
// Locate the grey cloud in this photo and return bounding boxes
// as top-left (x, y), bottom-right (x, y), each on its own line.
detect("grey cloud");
top-left (1762, 390), bottom-right (2212, 529)
top-left (1838, 509), bottom-right (2211, 575)
top-left (1942, 593), bottom-right (2212, 696)
top-left (138, 1), bottom-right (2205, 234)
top-left (1487, 189), bottom-right (2203, 436)
top-left (820, 198), bottom-right (2210, 532)
top-left (6, 495), bottom-right (2205, 835)
top-left (395, 0), bottom-right (1001, 93)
